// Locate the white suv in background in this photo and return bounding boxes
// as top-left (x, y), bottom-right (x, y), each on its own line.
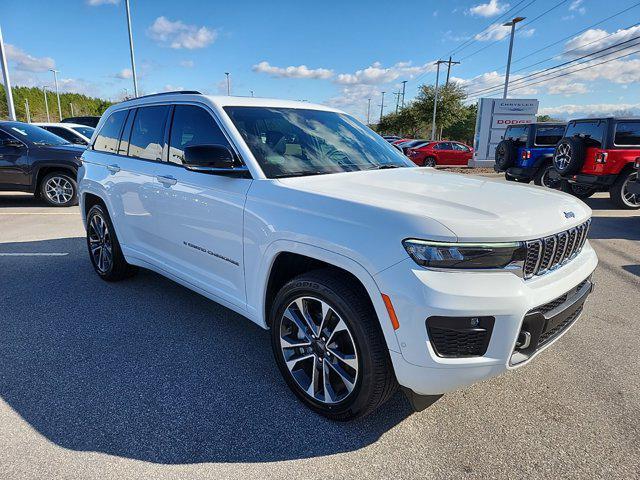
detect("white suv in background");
top-left (78, 91), bottom-right (597, 420)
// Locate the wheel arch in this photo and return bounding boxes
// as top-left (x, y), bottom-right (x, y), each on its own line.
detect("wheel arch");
top-left (257, 243), bottom-right (401, 354)
top-left (34, 164), bottom-right (78, 192)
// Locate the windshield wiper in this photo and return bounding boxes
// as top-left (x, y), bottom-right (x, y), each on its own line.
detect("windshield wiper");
top-left (372, 164), bottom-right (402, 170)
top-left (274, 170), bottom-right (325, 178)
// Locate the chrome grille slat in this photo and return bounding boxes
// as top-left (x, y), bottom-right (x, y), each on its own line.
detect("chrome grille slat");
top-left (523, 220), bottom-right (591, 279)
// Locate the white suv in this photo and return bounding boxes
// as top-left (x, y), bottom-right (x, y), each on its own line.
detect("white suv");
top-left (78, 91), bottom-right (597, 420)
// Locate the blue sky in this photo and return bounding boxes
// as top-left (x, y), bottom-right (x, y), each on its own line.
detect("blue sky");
top-left (3, 0), bottom-right (640, 121)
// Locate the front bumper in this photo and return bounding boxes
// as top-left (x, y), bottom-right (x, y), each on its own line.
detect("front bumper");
top-left (562, 173), bottom-right (617, 189)
top-left (505, 166), bottom-right (534, 181)
top-left (375, 243), bottom-right (598, 396)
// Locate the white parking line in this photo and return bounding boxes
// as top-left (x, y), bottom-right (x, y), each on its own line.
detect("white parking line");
top-left (0, 212), bottom-right (78, 215)
top-left (0, 253), bottom-right (69, 256)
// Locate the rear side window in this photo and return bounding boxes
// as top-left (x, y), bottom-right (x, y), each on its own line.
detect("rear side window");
top-left (565, 121), bottom-right (606, 148)
top-left (45, 126), bottom-right (81, 144)
top-left (435, 142), bottom-right (452, 150)
top-left (534, 125), bottom-right (564, 146)
top-left (128, 106), bottom-right (170, 161)
top-left (614, 121), bottom-right (640, 146)
top-left (504, 125), bottom-right (529, 141)
top-left (168, 105), bottom-right (231, 165)
top-left (452, 143), bottom-right (470, 151)
top-left (94, 110), bottom-right (128, 153)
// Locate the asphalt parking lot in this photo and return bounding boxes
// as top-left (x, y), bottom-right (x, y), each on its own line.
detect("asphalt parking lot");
top-left (1, 181), bottom-right (639, 480)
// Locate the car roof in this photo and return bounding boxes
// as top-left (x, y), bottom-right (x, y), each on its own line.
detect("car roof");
top-left (33, 122), bottom-right (90, 128)
top-left (569, 117), bottom-right (640, 122)
top-left (114, 92), bottom-right (343, 114)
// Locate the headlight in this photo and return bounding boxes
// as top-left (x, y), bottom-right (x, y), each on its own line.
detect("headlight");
top-left (403, 239), bottom-right (525, 270)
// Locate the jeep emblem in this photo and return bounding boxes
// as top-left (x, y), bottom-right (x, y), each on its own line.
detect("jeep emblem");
top-left (564, 211), bottom-right (575, 219)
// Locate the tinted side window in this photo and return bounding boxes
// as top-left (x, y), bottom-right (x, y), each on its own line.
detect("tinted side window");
top-left (46, 127), bottom-right (79, 143)
top-left (614, 121), bottom-right (640, 146)
top-left (504, 125), bottom-right (529, 141)
top-left (129, 106), bottom-right (170, 161)
top-left (94, 110), bottom-right (128, 153)
top-left (453, 143), bottom-right (469, 151)
top-left (168, 105), bottom-right (231, 165)
top-left (435, 142), bottom-right (452, 150)
top-left (534, 126), bottom-right (564, 146)
top-left (565, 121), bottom-right (605, 148)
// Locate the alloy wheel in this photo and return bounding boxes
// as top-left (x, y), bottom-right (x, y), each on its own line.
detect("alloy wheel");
top-left (425, 158), bottom-right (436, 167)
top-left (88, 213), bottom-right (113, 273)
top-left (554, 143), bottom-right (571, 170)
top-left (44, 176), bottom-right (74, 205)
top-left (279, 296), bottom-right (359, 405)
top-left (541, 167), bottom-right (561, 189)
top-left (622, 171), bottom-right (640, 207)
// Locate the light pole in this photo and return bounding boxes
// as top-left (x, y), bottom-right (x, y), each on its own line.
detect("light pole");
top-left (50, 69), bottom-right (62, 120)
top-left (503, 16), bottom-right (525, 99)
top-left (0, 26), bottom-right (16, 121)
top-left (431, 60), bottom-right (446, 140)
top-left (379, 91), bottom-right (385, 124)
top-left (125, 0), bottom-right (139, 97)
top-left (25, 99), bottom-right (31, 122)
top-left (43, 86), bottom-right (51, 122)
top-left (366, 98), bottom-right (371, 125)
top-left (400, 80), bottom-right (407, 108)
top-left (225, 72), bottom-right (230, 95)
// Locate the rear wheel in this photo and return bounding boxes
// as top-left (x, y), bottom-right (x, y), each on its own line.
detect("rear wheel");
top-left (424, 157), bottom-right (437, 167)
top-left (40, 172), bottom-right (78, 207)
top-left (270, 270), bottom-right (397, 420)
top-left (609, 170), bottom-right (640, 209)
top-left (86, 204), bottom-right (138, 281)
top-left (561, 181), bottom-right (597, 199)
top-left (534, 164), bottom-right (562, 189)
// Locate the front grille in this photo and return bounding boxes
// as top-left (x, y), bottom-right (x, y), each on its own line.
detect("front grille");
top-left (426, 316), bottom-right (495, 358)
top-left (535, 279), bottom-right (589, 315)
top-left (523, 220), bottom-right (591, 279)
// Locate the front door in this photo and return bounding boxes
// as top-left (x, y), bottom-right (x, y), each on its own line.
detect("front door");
top-left (146, 104), bottom-right (252, 308)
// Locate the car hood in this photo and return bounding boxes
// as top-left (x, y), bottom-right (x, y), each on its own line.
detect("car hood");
top-left (277, 167), bottom-right (592, 242)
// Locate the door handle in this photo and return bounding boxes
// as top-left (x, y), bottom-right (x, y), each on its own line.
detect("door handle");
top-left (107, 164), bottom-right (121, 173)
top-left (156, 175), bottom-right (177, 186)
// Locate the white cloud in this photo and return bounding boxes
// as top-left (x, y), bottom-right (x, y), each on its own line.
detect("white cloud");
top-left (335, 61), bottom-right (436, 85)
top-left (563, 25), bottom-right (640, 57)
top-left (467, 0), bottom-right (509, 17)
top-left (252, 61), bottom-right (334, 79)
top-left (474, 23), bottom-right (534, 42)
top-left (5, 44), bottom-right (55, 72)
top-left (327, 84), bottom-right (381, 122)
top-left (147, 16), bottom-right (216, 49)
top-left (86, 0), bottom-right (119, 4)
top-left (114, 68), bottom-right (132, 79)
top-left (163, 84), bottom-right (185, 92)
top-left (540, 102), bottom-right (640, 118)
top-left (180, 60), bottom-right (195, 68)
top-left (569, 0), bottom-right (586, 14)
top-left (546, 82), bottom-right (589, 95)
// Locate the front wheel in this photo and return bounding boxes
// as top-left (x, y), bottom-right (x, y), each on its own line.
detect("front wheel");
top-left (609, 170), bottom-right (640, 209)
top-left (40, 172), bottom-right (78, 207)
top-left (534, 164), bottom-right (562, 189)
top-left (270, 270), bottom-right (397, 420)
top-left (561, 181), bottom-right (597, 199)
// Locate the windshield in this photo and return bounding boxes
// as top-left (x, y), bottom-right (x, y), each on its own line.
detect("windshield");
top-left (224, 107), bottom-right (414, 178)
top-left (5, 123), bottom-right (69, 146)
top-left (72, 126), bottom-right (95, 138)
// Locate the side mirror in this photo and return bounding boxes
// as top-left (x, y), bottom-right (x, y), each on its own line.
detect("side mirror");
top-left (184, 144), bottom-right (236, 171)
top-left (1, 138), bottom-right (23, 148)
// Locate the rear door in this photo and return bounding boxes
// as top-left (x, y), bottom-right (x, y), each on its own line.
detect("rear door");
top-left (0, 128), bottom-right (30, 188)
top-left (434, 142), bottom-right (455, 164)
top-left (451, 142), bottom-right (472, 165)
top-left (145, 103), bottom-right (252, 307)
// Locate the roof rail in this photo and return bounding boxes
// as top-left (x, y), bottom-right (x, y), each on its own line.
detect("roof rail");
top-left (123, 90), bottom-right (202, 101)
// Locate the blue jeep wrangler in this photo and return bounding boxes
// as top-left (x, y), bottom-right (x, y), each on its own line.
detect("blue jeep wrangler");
top-left (494, 122), bottom-right (566, 187)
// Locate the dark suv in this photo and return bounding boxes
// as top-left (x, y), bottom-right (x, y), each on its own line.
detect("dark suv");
top-left (0, 121), bottom-right (84, 206)
top-left (553, 117), bottom-right (640, 209)
top-left (494, 122), bottom-right (566, 187)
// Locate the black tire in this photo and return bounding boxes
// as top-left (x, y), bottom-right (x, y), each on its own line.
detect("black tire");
top-left (424, 157), bottom-right (437, 167)
top-left (494, 140), bottom-right (517, 171)
top-left (553, 137), bottom-right (586, 175)
top-left (86, 204), bottom-right (138, 281)
top-left (609, 169), bottom-right (640, 209)
top-left (270, 269), bottom-right (397, 420)
top-left (560, 181), bottom-right (597, 199)
top-left (534, 163), bottom-right (562, 189)
top-left (39, 171), bottom-right (78, 207)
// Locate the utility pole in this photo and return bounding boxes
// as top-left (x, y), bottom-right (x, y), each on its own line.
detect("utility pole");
top-left (43, 86), bottom-right (51, 122)
top-left (50, 69), bottom-right (62, 121)
top-left (400, 80), bottom-right (407, 108)
top-left (70, 102), bottom-right (74, 116)
top-left (503, 16), bottom-right (525, 99)
top-left (125, 0), bottom-right (139, 97)
top-left (444, 56), bottom-right (460, 86)
top-left (225, 72), bottom-right (230, 95)
top-left (366, 98), bottom-right (371, 125)
top-left (379, 91), bottom-right (385, 124)
top-left (25, 99), bottom-right (30, 122)
top-left (0, 26), bottom-right (16, 121)
top-left (431, 60), bottom-right (446, 140)
top-left (394, 92), bottom-right (401, 114)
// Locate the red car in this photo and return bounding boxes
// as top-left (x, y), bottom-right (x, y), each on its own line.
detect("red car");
top-left (406, 141), bottom-right (474, 167)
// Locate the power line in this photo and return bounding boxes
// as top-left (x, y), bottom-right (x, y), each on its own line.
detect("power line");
top-left (467, 47), bottom-right (640, 101)
top-left (465, 34), bottom-right (640, 97)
